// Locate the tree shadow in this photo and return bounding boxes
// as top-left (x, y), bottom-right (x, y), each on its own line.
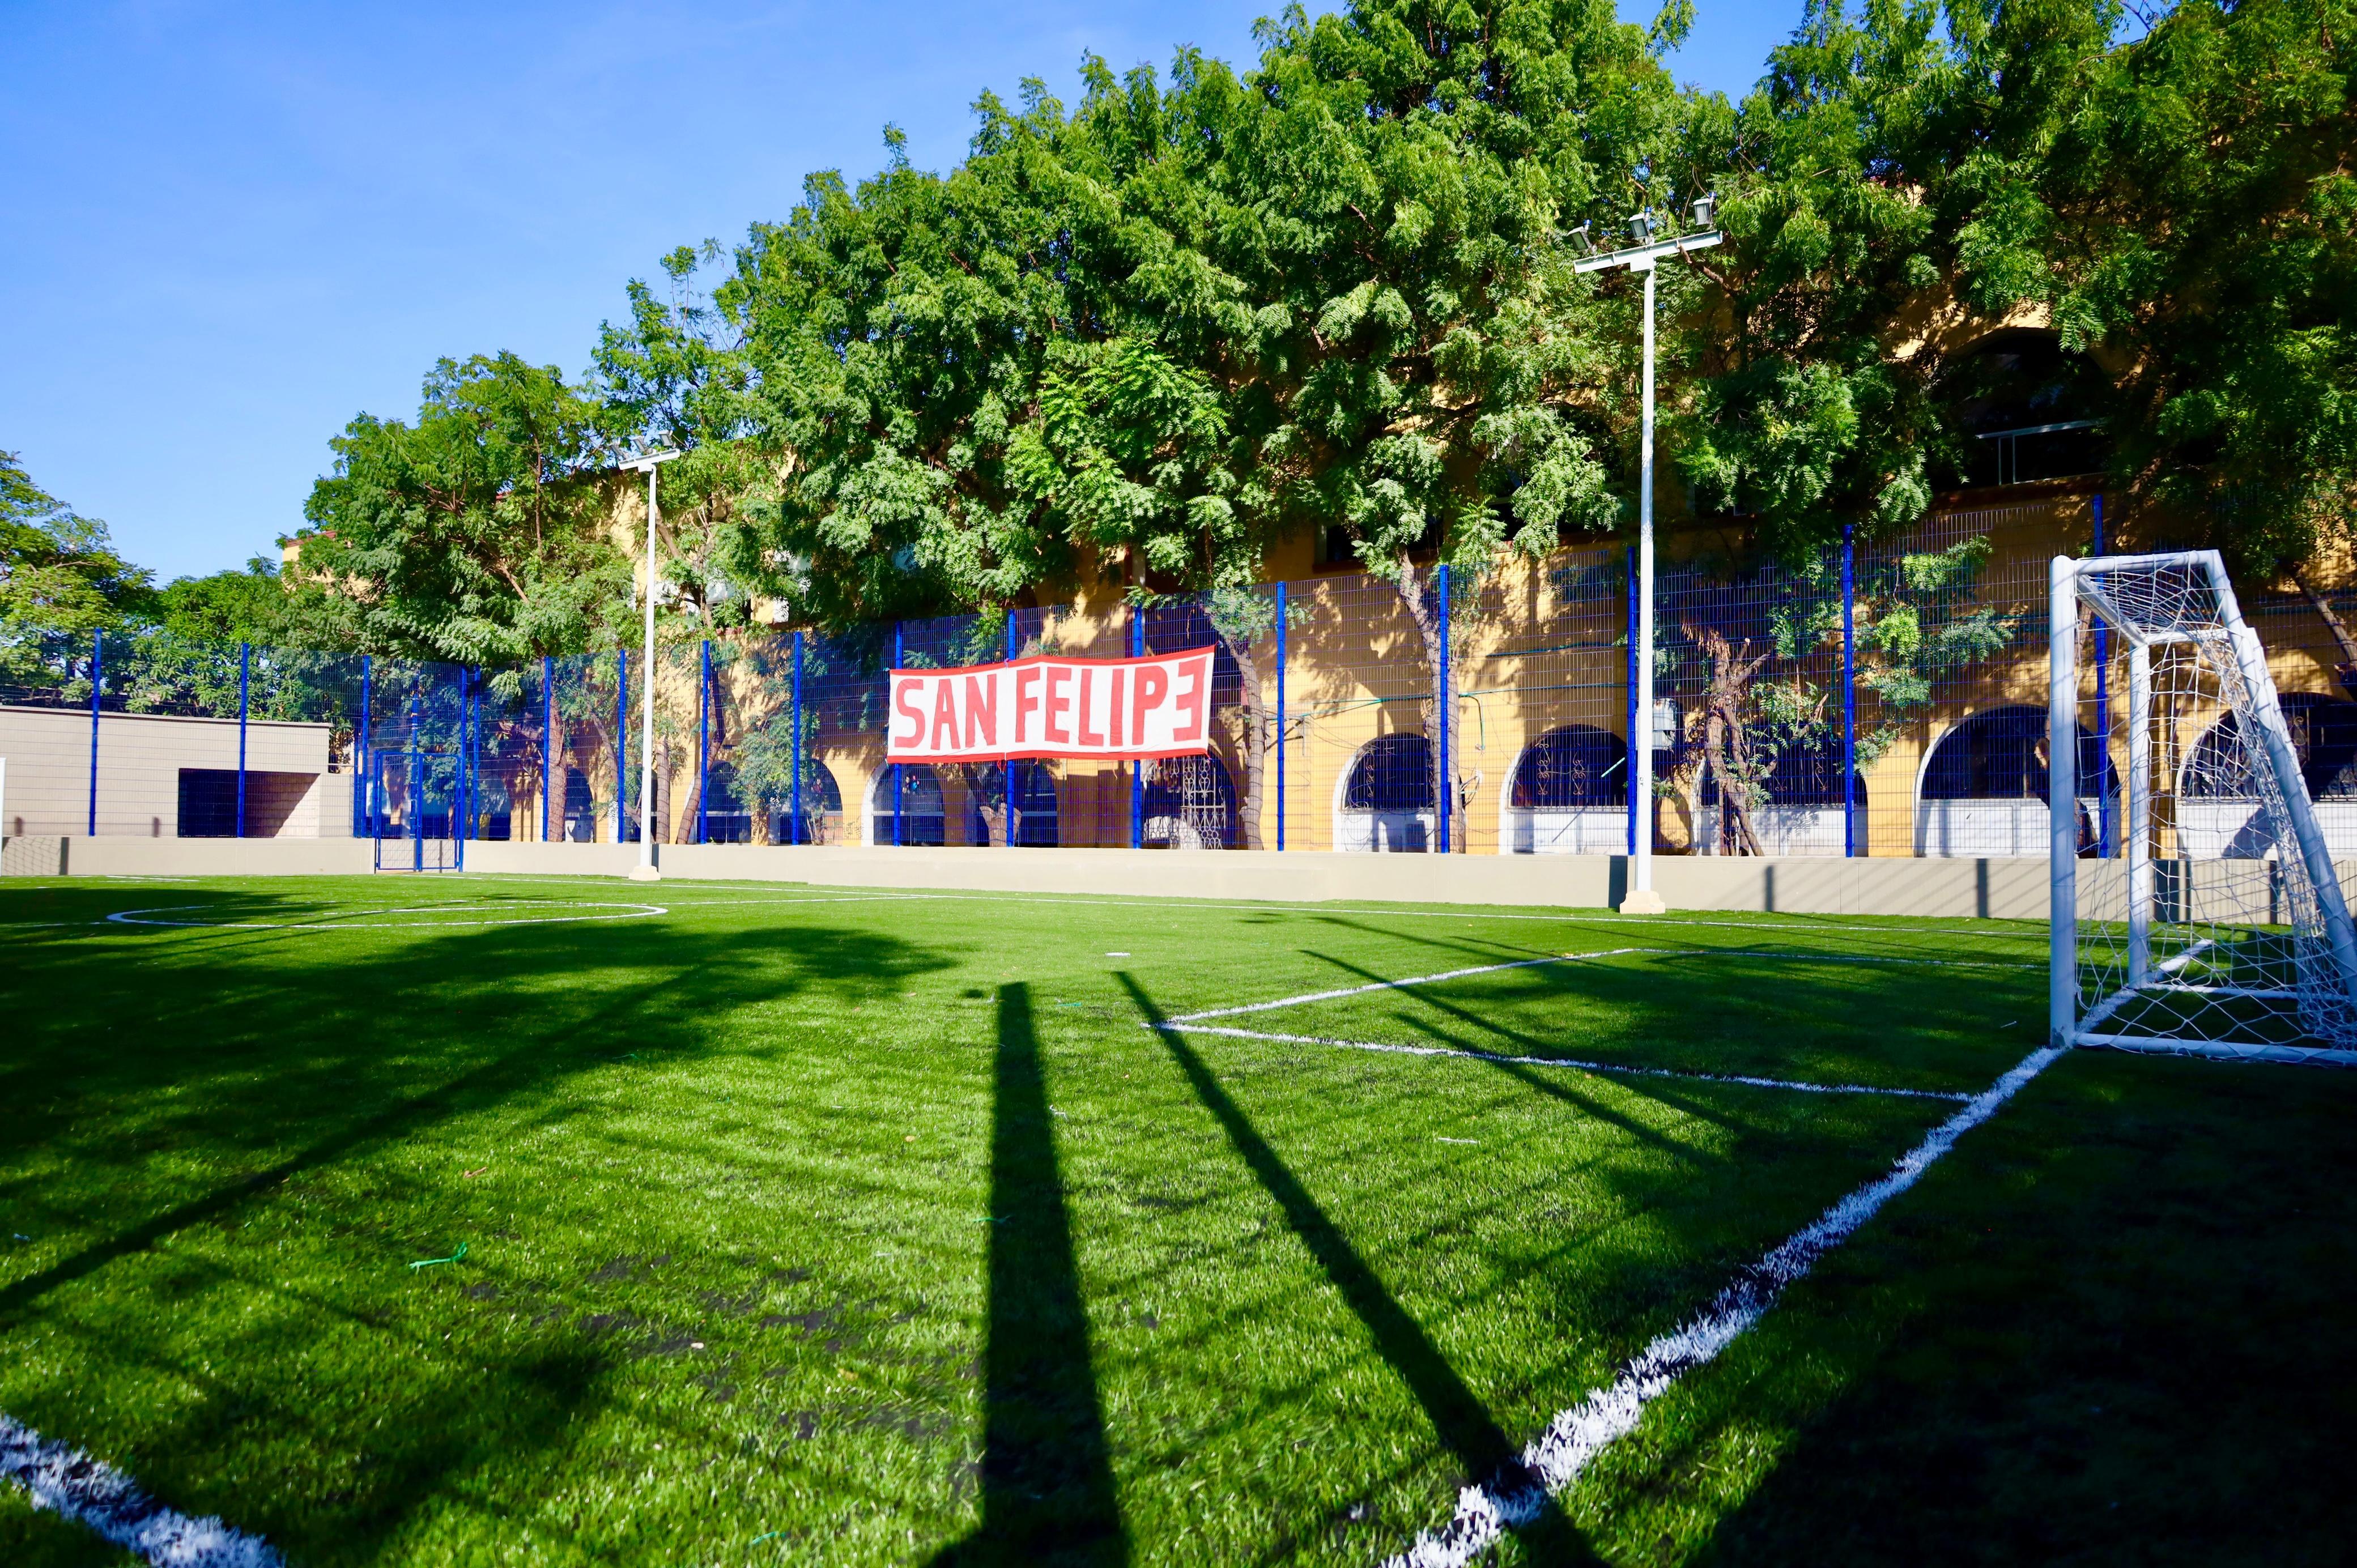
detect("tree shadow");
top-left (929, 983), bottom-right (1127, 1567)
top-left (1116, 972), bottom-right (1601, 1565)
top-left (0, 884), bottom-right (955, 1561)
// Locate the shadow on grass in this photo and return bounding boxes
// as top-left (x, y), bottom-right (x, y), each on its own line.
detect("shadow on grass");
top-left (1116, 973), bottom-right (1600, 1565)
top-left (0, 883), bottom-right (954, 1560)
top-left (929, 983), bottom-right (1126, 1567)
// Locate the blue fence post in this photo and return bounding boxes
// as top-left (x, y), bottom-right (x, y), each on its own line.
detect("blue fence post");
top-left (409, 697), bottom-right (423, 874)
top-left (541, 655), bottom-right (554, 842)
top-left (697, 638), bottom-right (712, 845)
top-left (2092, 492), bottom-right (2113, 857)
top-left (1003, 611), bottom-right (1017, 846)
top-left (86, 629), bottom-right (101, 836)
top-left (236, 642), bottom-right (250, 838)
top-left (1436, 563), bottom-right (1452, 854)
top-left (1275, 581), bottom-right (1288, 853)
top-left (1841, 526), bottom-right (1858, 858)
top-left (790, 632), bottom-right (806, 842)
top-left (615, 649), bottom-right (628, 844)
top-left (1624, 548), bottom-right (1639, 857)
top-left (456, 671), bottom-right (470, 872)
top-left (892, 621), bottom-right (905, 847)
top-left (1130, 606), bottom-right (1145, 849)
top-left (358, 654), bottom-right (372, 841)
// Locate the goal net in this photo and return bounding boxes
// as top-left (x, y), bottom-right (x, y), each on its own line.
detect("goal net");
top-left (2053, 551), bottom-right (2357, 1065)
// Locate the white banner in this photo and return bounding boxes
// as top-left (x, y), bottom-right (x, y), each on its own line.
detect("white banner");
top-left (887, 647), bottom-right (1216, 762)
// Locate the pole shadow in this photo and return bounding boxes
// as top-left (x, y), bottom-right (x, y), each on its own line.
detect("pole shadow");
top-left (1116, 973), bottom-right (1598, 1564)
top-left (930, 983), bottom-right (1127, 1567)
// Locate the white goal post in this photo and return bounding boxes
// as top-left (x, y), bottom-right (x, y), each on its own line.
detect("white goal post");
top-left (2050, 551), bottom-right (2357, 1065)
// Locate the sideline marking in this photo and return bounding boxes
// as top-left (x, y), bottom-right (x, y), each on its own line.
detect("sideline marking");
top-left (1, 1413), bottom-right (282, 1567)
top-left (1166, 946), bottom-right (2034, 1025)
top-left (104, 900), bottom-right (666, 931)
top-left (1380, 1044), bottom-right (2067, 1568)
top-left (1158, 1022), bottom-right (1974, 1101)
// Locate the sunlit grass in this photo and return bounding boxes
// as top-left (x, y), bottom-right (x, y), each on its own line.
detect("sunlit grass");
top-left (1, 877), bottom-right (2349, 1566)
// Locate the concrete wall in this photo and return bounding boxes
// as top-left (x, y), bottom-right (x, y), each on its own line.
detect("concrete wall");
top-left (12, 833), bottom-right (2065, 919)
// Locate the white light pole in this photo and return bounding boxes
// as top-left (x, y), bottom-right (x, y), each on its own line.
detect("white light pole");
top-left (620, 448), bottom-right (682, 881)
top-left (1573, 195), bottom-right (1720, 915)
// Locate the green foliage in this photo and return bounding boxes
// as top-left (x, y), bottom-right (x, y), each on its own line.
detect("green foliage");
top-left (0, 450), bottom-right (154, 694)
top-left (155, 557), bottom-right (292, 646)
top-left (294, 353), bottom-right (629, 663)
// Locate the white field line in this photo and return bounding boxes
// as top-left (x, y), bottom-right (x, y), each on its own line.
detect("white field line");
top-left (1165, 947), bottom-right (2034, 1026)
top-left (1382, 1043), bottom-right (2068, 1568)
top-left (102, 900), bottom-right (666, 931)
top-left (1159, 1022), bottom-right (1973, 1102)
top-left (0, 1414), bottom-right (281, 1567)
top-left (452, 876), bottom-right (2043, 945)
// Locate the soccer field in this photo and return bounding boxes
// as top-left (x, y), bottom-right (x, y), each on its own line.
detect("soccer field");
top-left (4, 877), bottom-right (2355, 1567)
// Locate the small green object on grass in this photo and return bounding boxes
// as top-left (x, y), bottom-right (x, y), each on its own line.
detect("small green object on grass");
top-left (408, 1242), bottom-right (469, 1270)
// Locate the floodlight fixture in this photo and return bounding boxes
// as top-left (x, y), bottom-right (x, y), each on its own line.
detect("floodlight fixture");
top-left (1691, 192), bottom-right (1716, 229)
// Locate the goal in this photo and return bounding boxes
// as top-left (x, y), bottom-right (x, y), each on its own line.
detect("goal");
top-left (2052, 551), bottom-right (2357, 1065)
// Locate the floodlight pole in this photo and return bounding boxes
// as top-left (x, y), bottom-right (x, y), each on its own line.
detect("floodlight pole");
top-left (621, 448), bottom-right (682, 881)
top-left (1575, 219), bottom-right (1719, 914)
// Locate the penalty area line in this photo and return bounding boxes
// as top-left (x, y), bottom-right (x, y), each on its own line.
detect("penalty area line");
top-left (1158, 1022), bottom-right (1973, 1101)
top-left (1, 1413), bottom-right (282, 1567)
top-left (1379, 1042), bottom-right (2067, 1568)
top-left (1166, 946), bottom-right (2033, 1026)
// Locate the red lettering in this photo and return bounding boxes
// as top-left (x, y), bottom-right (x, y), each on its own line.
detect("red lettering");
top-left (1109, 667), bottom-right (1126, 748)
top-left (963, 673), bottom-right (996, 749)
top-left (931, 679), bottom-right (959, 752)
top-left (1132, 664), bottom-right (1168, 743)
top-left (1015, 666), bottom-right (1042, 743)
top-left (1077, 667), bottom-right (1105, 747)
top-left (1172, 655), bottom-right (1208, 742)
top-left (892, 677), bottom-right (928, 750)
top-left (1044, 665), bottom-right (1073, 744)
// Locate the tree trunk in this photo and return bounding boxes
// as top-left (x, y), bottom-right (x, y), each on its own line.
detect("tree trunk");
top-left (2292, 570), bottom-right (2357, 696)
top-left (952, 762), bottom-right (1007, 846)
top-left (1390, 557), bottom-right (1458, 853)
top-left (1686, 623), bottom-right (1770, 857)
top-left (1223, 629), bottom-right (1269, 851)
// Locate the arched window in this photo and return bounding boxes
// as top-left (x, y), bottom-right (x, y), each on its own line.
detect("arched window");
top-left (2182, 694), bottom-right (2357, 801)
top-left (1345, 734), bottom-right (1434, 810)
top-left (1339, 733), bottom-right (1434, 853)
top-left (1143, 755), bottom-right (1237, 848)
top-left (1700, 735), bottom-right (1862, 808)
top-left (1922, 706), bottom-right (2115, 800)
top-left (1010, 760), bottom-right (1059, 846)
top-left (869, 765), bottom-right (946, 846)
top-left (776, 761), bottom-right (843, 845)
top-left (1916, 705), bottom-right (2113, 858)
top-left (701, 761), bottom-right (752, 843)
top-left (1510, 726), bottom-right (1626, 808)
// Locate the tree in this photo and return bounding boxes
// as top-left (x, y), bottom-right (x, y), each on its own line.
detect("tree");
top-left (1973, 0), bottom-right (2357, 569)
top-left (292, 352), bottom-right (629, 664)
top-left (155, 557), bottom-right (292, 645)
top-left (0, 449), bottom-right (154, 698)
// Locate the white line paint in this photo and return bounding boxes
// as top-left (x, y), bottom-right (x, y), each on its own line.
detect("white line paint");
top-left (1166, 947), bottom-right (2035, 1025)
top-left (1381, 1044), bottom-right (2067, 1568)
top-left (0, 1414), bottom-right (282, 1567)
top-left (1160, 1022), bottom-right (1974, 1101)
top-left (104, 900), bottom-right (666, 931)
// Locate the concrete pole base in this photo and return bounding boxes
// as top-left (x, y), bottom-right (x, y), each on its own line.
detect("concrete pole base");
top-left (1617, 889), bottom-right (1667, 915)
top-left (627, 864), bottom-right (662, 882)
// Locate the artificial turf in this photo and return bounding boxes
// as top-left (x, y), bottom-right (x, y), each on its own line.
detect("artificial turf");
top-left (1, 876), bottom-right (2352, 1566)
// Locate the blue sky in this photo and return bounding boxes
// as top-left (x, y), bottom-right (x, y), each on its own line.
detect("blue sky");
top-left (1, 1), bottom-right (1809, 583)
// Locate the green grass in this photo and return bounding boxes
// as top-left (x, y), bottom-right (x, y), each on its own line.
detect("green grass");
top-left (1, 876), bottom-right (2352, 1566)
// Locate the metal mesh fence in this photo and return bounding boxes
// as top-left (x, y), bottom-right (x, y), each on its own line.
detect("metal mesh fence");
top-left (18, 495), bottom-right (2357, 863)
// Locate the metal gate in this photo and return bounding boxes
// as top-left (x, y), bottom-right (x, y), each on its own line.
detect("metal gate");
top-left (366, 696), bottom-right (465, 872)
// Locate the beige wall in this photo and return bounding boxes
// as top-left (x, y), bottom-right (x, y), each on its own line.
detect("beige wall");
top-left (0, 705), bottom-right (350, 838)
